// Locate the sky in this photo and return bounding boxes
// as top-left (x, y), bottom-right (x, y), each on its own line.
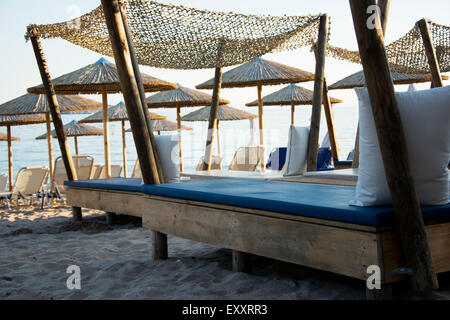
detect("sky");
top-left (0, 0), bottom-right (449, 107)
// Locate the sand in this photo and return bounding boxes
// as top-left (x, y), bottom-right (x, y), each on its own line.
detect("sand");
top-left (0, 204), bottom-right (449, 300)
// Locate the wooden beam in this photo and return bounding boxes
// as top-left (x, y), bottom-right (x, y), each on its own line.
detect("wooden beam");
top-left (102, 91), bottom-right (111, 178)
top-left (322, 79), bottom-right (340, 163)
top-left (232, 251), bottom-right (252, 273)
top-left (101, 0), bottom-right (160, 185)
top-left (121, 120), bottom-right (127, 178)
top-left (6, 125), bottom-right (13, 191)
top-left (202, 67), bottom-right (223, 171)
top-left (349, 0), bottom-right (438, 292)
top-left (290, 102), bottom-right (295, 125)
top-left (378, 0), bottom-right (390, 36)
top-left (176, 103), bottom-right (184, 172)
top-left (417, 19), bottom-right (444, 88)
top-left (73, 136), bottom-right (80, 171)
top-left (307, 14), bottom-right (329, 172)
top-left (257, 84), bottom-right (266, 171)
top-left (352, 125), bottom-right (360, 168)
top-left (44, 113), bottom-right (54, 190)
top-left (119, 3), bottom-right (164, 183)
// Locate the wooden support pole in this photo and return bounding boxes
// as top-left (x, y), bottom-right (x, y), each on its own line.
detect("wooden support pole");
top-left (45, 113), bottom-right (54, 191)
top-left (307, 14), bottom-right (329, 172)
top-left (7, 125), bottom-right (13, 191)
top-left (290, 102), bottom-right (295, 125)
top-left (418, 19), bottom-right (444, 88)
top-left (232, 251), bottom-right (251, 273)
top-left (121, 120), bottom-right (127, 178)
top-left (322, 79), bottom-right (340, 163)
top-left (119, 2), bottom-right (164, 183)
top-left (349, 0), bottom-right (438, 293)
top-left (257, 84), bottom-right (266, 171)
top-left (102, 91), bottom-right (111, 178)
top-left (217, 120), bottom-right (222, 170)
top-left (352, 125), bottom-right (360, 168)
top-left (101, 0), bottom-right (166, 259)
top-left (201, 67), bottom-right (223, 171)
top-left (176, 103), bottom-right (184, 172)
top-left (73, 136), bottom-right (80, 171)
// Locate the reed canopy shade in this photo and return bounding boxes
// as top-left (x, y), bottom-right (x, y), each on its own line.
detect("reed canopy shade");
top-left (79, 102), bottom-right (166, 178)
top-left (0, 114), bottom-right (47, 191)
top-left (35, 120), bottom-right (103, 140)
top-left (146, 84), bottom-right (230, 173)
top-left (0, 132), bottom-right (19, 141)
top-left (27, 1), bottom-right (323, 70)
top-left (126, 120), bottom-right (193, 133)
top-left (27, 58), bottom-right (177, 95)
top-left (328, 70), bottom-right (449, 90)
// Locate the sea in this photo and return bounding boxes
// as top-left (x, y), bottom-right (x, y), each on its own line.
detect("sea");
top-left (0, 103), bottom-right (358, 180)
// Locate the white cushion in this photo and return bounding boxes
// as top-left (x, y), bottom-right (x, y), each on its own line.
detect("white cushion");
top-left (352, 86), bottom-right (449, 206)
top-left (283, 125), bottom-right (309, 177)
top-left (154, 134), bottom-right (180, 183)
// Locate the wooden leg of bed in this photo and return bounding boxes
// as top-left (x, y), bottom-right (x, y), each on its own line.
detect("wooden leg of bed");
top-left (72, 207), bottom-right (83, 222)
top-left (106, 212), bottom-right (117, 225)
top-left (232, 251), bottom-right (251, 273)
top-left (365, 283), bottom-right (393, 300)
top-left (152, 231), bottom-right (168, 260)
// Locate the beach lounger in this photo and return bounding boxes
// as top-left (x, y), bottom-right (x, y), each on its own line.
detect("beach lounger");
top-left (265, 147), bottom-right (287, 171)
top-left (195, 155), bottom-right (223, 171)
top-left (1, 166), bottom-right (49, 208)
top-left (0, 173), bottom-right (7, 192)
top-left (97, 164), bottom-right (123, 179)
top-left (90, 164), bottom-right (102, 179)
top-left (228, 146), bottom-right (265, 171)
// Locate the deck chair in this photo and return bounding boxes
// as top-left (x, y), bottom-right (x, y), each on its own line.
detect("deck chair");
top-left (90, 164), bottom-right (102, 179)
top-left (195, 155), bottom-right (223, 171)
top-left (1, 166), bottom-right (49, 208)
top-left (97, 164), bottom-right (123, 179)
top-left (265, 147), bottom-right (287, 171)
top-left (228, 146), bottom-right (265, 172)
top-left (0, 173), bottom-right (7, 192)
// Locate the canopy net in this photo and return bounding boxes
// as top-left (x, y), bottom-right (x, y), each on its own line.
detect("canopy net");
top-left (328, 20), bottom-right (450, 74)
top-left (26, 0), bottom-right (323, 70)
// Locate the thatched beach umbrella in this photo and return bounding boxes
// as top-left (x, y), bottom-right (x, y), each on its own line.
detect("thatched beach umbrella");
top-left (126, 119), bottom-right (193, 134)
top-left (27, 57), bottom-right (177, 178)
top-left (246, 84), bottom-right (343, 125)
top-left (196, 58), bottom-right (315, 170)
top-left (79, 102), bottom-right (166, 177)
top-left (146, 84), bottom-right (230, 172)
top-left (36, 120), bottom-right (103, 159)
top-left (182, 105), bottom-right (257, 167)
top-left (0, 94), bottom-right (101, 188)
top-left (328, 70), bottom-right (448, 90)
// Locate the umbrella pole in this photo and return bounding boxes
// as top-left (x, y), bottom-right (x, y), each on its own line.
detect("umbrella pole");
top-left (290, 102), bottom-right (295, 125)
top-left (217, 120), bottom-right (222, 170)
top-left (257, 84), bottom-right (265, 171)
top-left (322, 80), bottom-right (340, 163)
top-left (7, 125), bottom-right (13, 191)
top-left (176, 103), bottom-right (183, 172)
top-left (45, 113), bottom-right (54, 191)
top-left (102, 91), bottom-right (111, 178)
top-left (122, 120), bottom-right (127, 178)
top-left (74, 136), bottom-right (80, 171)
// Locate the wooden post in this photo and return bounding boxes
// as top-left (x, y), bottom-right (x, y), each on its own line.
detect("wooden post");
top-left (45, 113), bottom-right (54, 191)
top-left (217, 120), bottom-right (222, 170)
top-left (257, 84), bottom-right (266, 171)
top-left (176, 103), bottom-right (184, 172)
top-left (121, 120), bottom-right (127, 178)
top-left (201, 67), bottom-right (223, 171)
top-left (352, 125), bottom-right (360, 168)
top-left (102, 91), bottom-right (111, 178)
top-left (322, 79), bottom-right (340, 163)
top-left (27, 27), bottom-right (80, 221)
top-left (417, 19), bottom-right (444, 88)
top-left (119, 2), bottom-right (164, 183)
top-left (307, 14), bottom-right (329, 172)
top-left (73, 136), bottom-right (80, 171)
top-left (232, 251), bottom-right (251, 273)
top-left (101, 0), bottom-right (165, 260)
top-left (290, 102), bottom-right (295, 125)
top-left (6, 125), bottom-right (13, 191)
top-left (349, 0), bottom-right (438, 292)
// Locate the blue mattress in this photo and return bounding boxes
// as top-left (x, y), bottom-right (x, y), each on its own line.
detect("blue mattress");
top-left (141, 179), bottom-right (450, 228)
top-left (64, 178), bottom-right (143, 193)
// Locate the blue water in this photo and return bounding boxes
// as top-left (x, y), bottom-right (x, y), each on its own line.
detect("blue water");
top-left (0, 104), bottom-right (358, 180)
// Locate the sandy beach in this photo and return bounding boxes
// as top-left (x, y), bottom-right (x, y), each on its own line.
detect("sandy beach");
top-left (0, 204), bottom-right (448, 300)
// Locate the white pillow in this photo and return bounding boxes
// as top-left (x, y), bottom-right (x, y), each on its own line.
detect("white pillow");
top-left (154, 134), bottom-right (180, 183)
top-left (283, 125), bottom-right (309, 177)
top-left (352, 86), bottom-right (449, 206)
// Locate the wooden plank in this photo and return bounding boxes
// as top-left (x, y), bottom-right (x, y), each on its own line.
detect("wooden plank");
top-left (322, 79), bottom-right (340, 162)
top-left (307, 14), bottom-right (329, 172)
top-left (350, 0), bottom-right (438, 291)
top-left (417, 19), bottom-right (444, 88)
top-left (142, 197), bottom-right (379, 280)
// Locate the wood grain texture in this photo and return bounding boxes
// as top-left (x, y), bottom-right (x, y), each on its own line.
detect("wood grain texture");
top-left (417, 19), bottom-right (444, 88)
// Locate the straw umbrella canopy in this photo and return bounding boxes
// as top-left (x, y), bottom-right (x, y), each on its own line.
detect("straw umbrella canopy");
top-left (146, 84), bottom-right (230, 172)
top-left (0, 132), bottom-right (19, 141)
top-left (126, 119), bottom-right (193, 134)
top-left (196, 58), bottom-right (315, 170)
top-left (27, 57), bottom-right (177, 178)
top-left (246, 84), bottom-right (343, 125)
top-left (182, 105), bottom-right (257, 166)
top-left (328, 70), bottom-right (448, 90)
top-left (0, 94), bottom-right (101, 188)
top-left (79, 102), bottom-right (166, 177)
top-left (36, 120), bottom-right (103, 159)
